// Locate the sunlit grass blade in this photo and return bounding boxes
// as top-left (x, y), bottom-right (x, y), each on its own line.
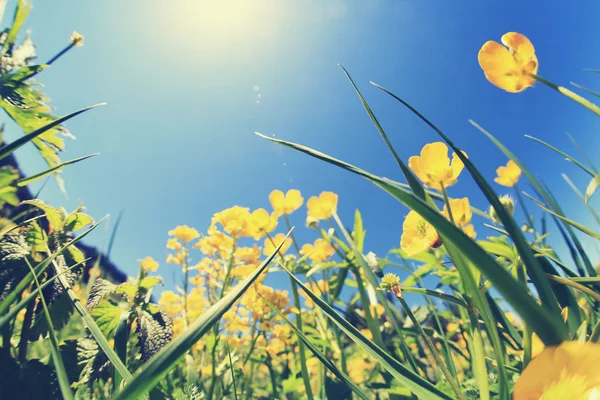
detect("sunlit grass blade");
top-left (113, 231), bottom-right (290, 400)
top-left (570, 82), bottom-right (600, 98)
top-left (402, 287), bottom-right (468, 308)
top-left (523, 192), bottom-right (600, 240)
top-left (524, 134), bottom-right (595, 177)
top-left (15, 153), bottom-right (99, 187)
top-left (566, 132), bottom-right (598, 174)
top-left (282, 267), bottom-right (452, 400)
top-left (25, 259), bottom-right (74, 400)
top-left (545, 274), bottom-right (600, 303)
top-left (225, 342), bottom-right (239, 400)
top-left (106, 210), bottom-right (125, 259)
top-left (259, 292), bottom-right (370, 400)
top-left (369, 82), bottom-right (562, 321)
top-left (256, 133), bottom-right (567, 345)
top-left (0, 257), bottom-right (89, 330)
top-left (585, 175), bottom-right (599, 204)
top-left (0, 214), bottom-right (42, 237)
top-left (528, 72), bottom-right (600, 116)
top-left (0, 103), bottom-right (105, 161)
top-left (562, 174), bottom-right (600, 226)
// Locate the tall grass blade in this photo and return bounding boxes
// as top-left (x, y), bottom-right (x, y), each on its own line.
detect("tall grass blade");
top-left (15, 153), bottom-right (99, 187)
top-left (524, 135), bottom-right (595, 177)
top-left (113, 231), bottom-right (290, 400)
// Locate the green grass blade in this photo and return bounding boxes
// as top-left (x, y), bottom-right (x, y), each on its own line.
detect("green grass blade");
top-left (546, 274), bottom-right (600, 302)
top-left (282, 267), bottom-right (452, 400)
top-left (562, 174), bottom-right (600, 226)
top-left (401, 287), bottom-right (468, 308)
top-left (15, 153), bottom-right (99, 187)
top-left (225, 342), bottom-right (239, 400)
top-left (524, 135), bottom-right (595, 177)
top-left (259, 292), bottom-right (370, 400)
top-left (523, 192), bottom-right (600, 240)
top-left (113, 231), bottom-right (290, 400)
top-left (256, 133), bottom-right (568, 345)
top-left (369, 82), bottom-right (562, 321)
top-left (529, 73), bottom-right (600, 117)
top-left (25, 259), bottom-right (74, 400)
top-left (0, 103), bottom-right (105, 162)
top-left (106, 210), bottom-right (124, 259)
top-left (570, 82), bottom-right (600, 98)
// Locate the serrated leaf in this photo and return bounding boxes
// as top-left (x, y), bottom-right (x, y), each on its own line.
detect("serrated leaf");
top-left (140, 276), bottom-right (163, 292)
top-left (585, 174), bottom-right (599, 204)
top-left (86, 277), bottom-right (116, 310)
top-left (29, 292), bottom-right (74, 339)
top-left (115, 282), bottom-right (137, 302)
top-left (135, 309), bottom-right (173, 362)
top-left (24, 221), bottom-right (45, 252)
top-left (66, 245), bottom-right (85, 265)
top-left (0, 165), bottom-right (18, 186)
top-left (90, 298), bottom-right (123, 338)
top-left (21, 199), bottom-right (63, 231)
top-left (74, 337), bottom-right (110, 391)
top-left (64, 211), bottom-right (94, 233)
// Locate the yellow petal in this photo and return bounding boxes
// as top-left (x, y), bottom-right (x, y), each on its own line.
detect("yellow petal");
top-left (478, 41), bottom-right (517, 76)
top-left (269, 190), bottom-right (285, 213)
top-left (421, 142), bottom-right (450, 171)
top-left (408, 155), bottom-right (428, 184)
top-left (451, 151), bottom-right (466, 181)
top-left (484, 71), bottom-right (523, 93)
top-left (501, 32), bottom-right (535, 62)
top-left (320, 192), bottom-right (338, 213)
top-left (285, 189), bottom-right (304, 213)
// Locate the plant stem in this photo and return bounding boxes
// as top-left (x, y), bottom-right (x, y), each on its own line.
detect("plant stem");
top-left (514, 184), bottom-right (534, 232)
top-left (528, 72), bottom-right (600, 117)
top-left (440, 182), bottom-right (454, 224)
top-left (516, 262), bottom-right (532, 368)
top-left (397, 296), bottom-right (464, 400)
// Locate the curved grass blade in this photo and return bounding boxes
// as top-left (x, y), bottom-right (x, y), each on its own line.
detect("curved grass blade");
top-left (256, 133), bottom-right (567, 345)
top-left (258, 292), bottom-right (370, 400)
top-left (283, 267), bottom-right (452, 399)
top-left (0, 103), bottom-right (105, 161)
top-left (113, 231), bottom-right (291, 400)
top-left (570, 82), bottom-right (600, 98)
top-left (523, 192), bottom-right (600, 240)
top-left (524, 135), bottom-right (595, 177)
top-left (402, 287), bottom-right (468, 308)
top-left (25, 258), bottom-right (74, 400)
top-left (369, 83), bottom-right (562, 322)
top-left (562, 174), bottom-right (600, 226)
top-left (546, 274), bottom-right (600, 302)
top-left (15, 153), bottom-right (99, 187)
top-left (529, 73), bottom-right (600, 117)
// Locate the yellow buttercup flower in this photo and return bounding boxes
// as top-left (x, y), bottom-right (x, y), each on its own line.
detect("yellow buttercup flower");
top-left (400, 210), bottom-right (441, 256)
top-left (263, 233), bottom-right (292, 256)
top-left (513, 341), bottom-right (600, 400)
top-left (478, 32), bottom-right (538, 93)
top-left (70, 31), bottom-right (84, 47)
top-left (300, 238), bottom-right (335, 263)
top-left (307, 191), bottom-right (338, 220)
top-left (234, 245), bottom-right (261, 265)
top-left (194, 229), bottom-right (234, 257)
top-left (166, 238), bottom-right (182, 251)
top-left (139, 256), bottom-right (159, 272)
top-left (247, 208), bottom-right (278, 239)
top-left (168, 225), bottom-right (200, 243)
top-left (269, 189), bottom-right (304, 215)
top-left (494, 160), bottom-right (522, 187)
top-left (442, 197), bottom-right (476, 239)
top-left (212, 206), bottom-right (251, 237)
top-left (408, 142), bottom-right (467, 191)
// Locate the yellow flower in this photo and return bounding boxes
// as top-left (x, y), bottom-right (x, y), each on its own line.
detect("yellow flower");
top-left (159, 291), bottom-right (183, 316)
top-left (168, 225), bottom-right (200, 243)
top-left (70, 31), bottom-right (84, 47)
top-left (494, 160), bottom-right (522, 187)
top-left (442, 197), bottom-right (476, 239)
top-left (269, 189), bottom-right (304, 215)
top-left (139, 256), bottom-right (159, 272)
top-left (263, 233), bottom-right (292, 256)
top-left (212, 206), bottom-right (251, 237)
top-left (235, 245), bottom-right (261, 265)
top-left (400, 210), bottom-right (441, 256)
top-left (513, 341), bottom-right (600, 400)
top-left (299, 280), bottom-right (329, 308)
top-left (166, 238), bottom-right (182, 251)
top-left (307, 192), bottom-right (338, 220)
top-left (166, 252), bottom-right (185, 265)
top-left (300, 238), bottom-right (335, 263)
top-left (194, 229), bottom-right (234, 257)
top-left (247, 208), bottom-right (278, 239)
top-left (408, 142), bottom-right (467, 191)
top-left (478, 32), bottom-right (538, 93)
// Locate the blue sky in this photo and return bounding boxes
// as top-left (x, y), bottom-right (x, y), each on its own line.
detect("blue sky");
top-left (6, 0), bottom-right (600, 294)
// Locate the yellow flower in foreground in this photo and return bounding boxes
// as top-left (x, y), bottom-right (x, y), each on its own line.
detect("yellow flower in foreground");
top-left (269, 189), bottom-right (303, 215)
top-left (212, 206), bottom-right (251, 237)
top-left (408, 142), bottom-right (466, 191)
top-left (400, 210), bottom-right (441, 256)
top-left (442, 197), bottom-right (476, 239)
top-left (307, 191), bottom-right (338, 220)
top-left (139, 256), bottom-right (159, 272)
top-left (513, 341), bottom-right (600, 400)
top-left (494, 160), bottom-right (522, 187)
top-left (247, 208), bottom-right (278, 239)
top-left (263, 233), bottom-right (292, 256)
top-left (168, 225), bottom-right (199, 243)
top-left (300, 238), bottom-right (335, 263)
top-left (478, 32), bottom-right (538, 93)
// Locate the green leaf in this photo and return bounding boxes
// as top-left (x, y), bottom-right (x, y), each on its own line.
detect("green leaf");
top-left (140, 276), bottom-right (163, 292)
top-left (256, 133), bottom-right (568, 346)
top-left (1, 0), bottom-right (32, 54)
top-left (115, 282), bottom-right (137, 301)
top-left (29, 292), bottom-right (74, 339)
top-left (135, 309), bottom-right (173, 362)
top-left (21, 199), bottom-right (63, 231)
top-left (283, 267), bottom-right (451, 400)
top-left (112, 230), bottom-right (291, 400)
top-left (89, 298), bottom-right (123, 338)
top-left (86, 278), bottom-right (116, 310)
top-left (353, 210), bottom-right (365, 253)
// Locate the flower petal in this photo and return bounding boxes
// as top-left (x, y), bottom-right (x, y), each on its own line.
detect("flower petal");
top-left (501, 32), bottom-right (535, 62)
top-left (285, 189), bottom-right (304, 213)
top-left (484, 71), bottom-right (524, 93)
top-left (269, 190), bottom-right (285, 213)
top-left (408, 155), bottom-right (428, 184)
top-left (478, 40), bottom-right (516, 76)
top-left (421, 142), bottom-right (450, 171)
